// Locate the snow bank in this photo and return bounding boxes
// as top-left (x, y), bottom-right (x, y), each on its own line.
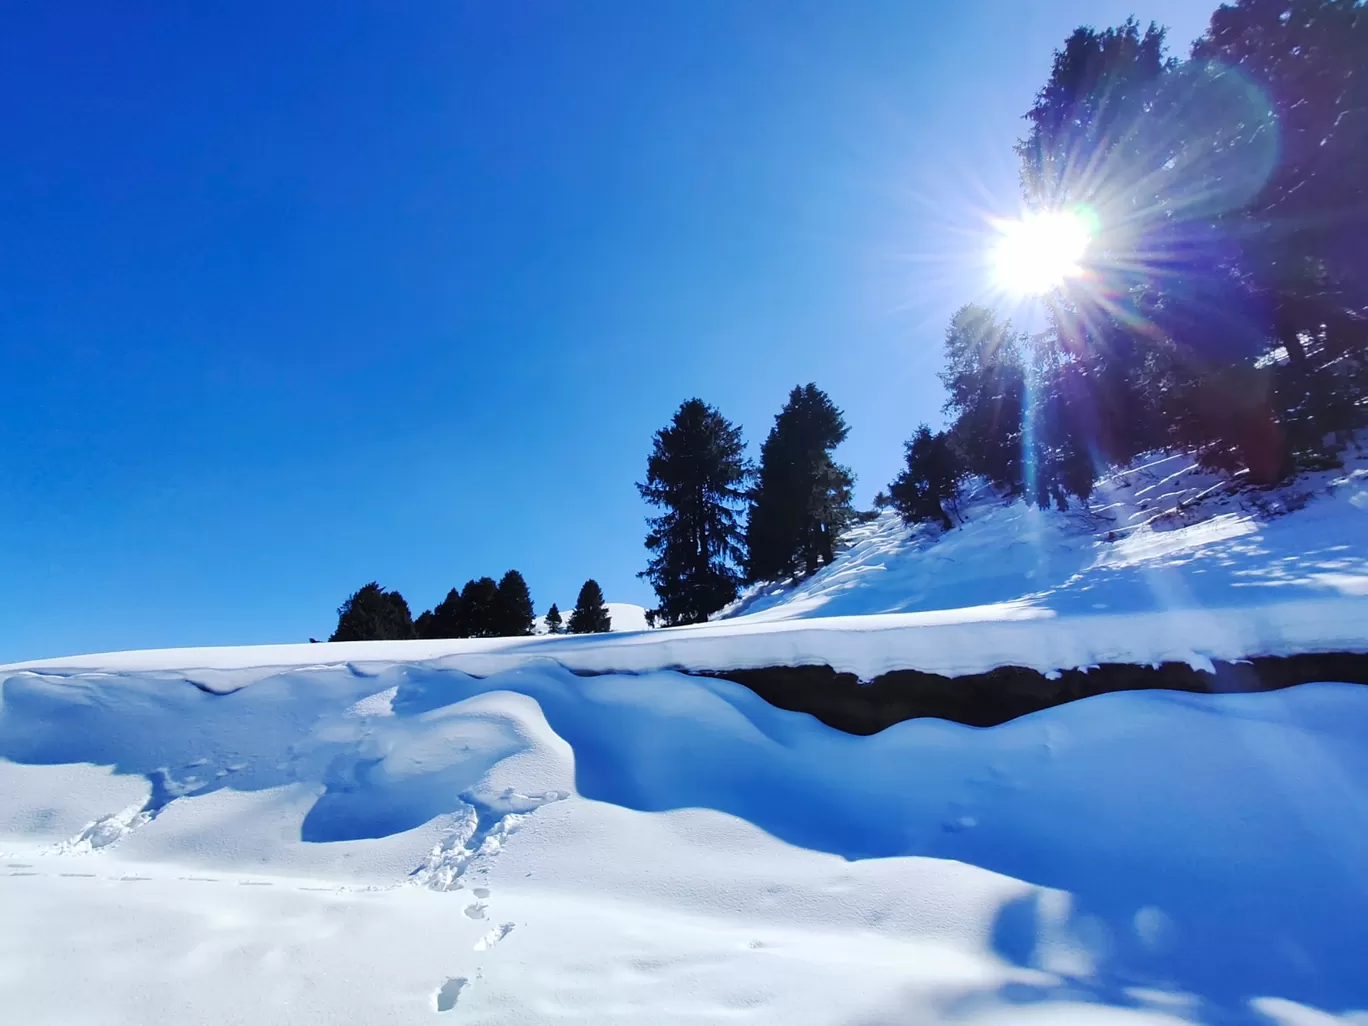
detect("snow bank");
top-left (5, 593), bottom-right (1365, 686)
top-left (2, 660), bottom-right (1367, 1023)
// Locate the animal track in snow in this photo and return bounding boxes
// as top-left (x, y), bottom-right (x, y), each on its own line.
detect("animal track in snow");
top-left (463, 903), bottom-right (487, 920)
top-left (473, 923), bottom-right (514, 951)
top-left (434, 976), bottom-right (468, 1013)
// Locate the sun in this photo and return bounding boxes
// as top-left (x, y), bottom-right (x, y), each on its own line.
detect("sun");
top-left (991, 208), bottom-right (1094, 296)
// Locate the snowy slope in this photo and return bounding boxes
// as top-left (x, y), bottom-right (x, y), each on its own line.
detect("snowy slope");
top-left (3, 659), bottom-right (1367, 1024)
top-left (727, 447), bottom-right (1368, 623)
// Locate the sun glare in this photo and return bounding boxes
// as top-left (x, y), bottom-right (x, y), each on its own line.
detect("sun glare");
top-left (991, 209), bottom-right (1094, 297)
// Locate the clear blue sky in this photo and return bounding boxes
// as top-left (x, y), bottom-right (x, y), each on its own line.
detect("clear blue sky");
top-left (0, 2), bottom-right (1211, 661)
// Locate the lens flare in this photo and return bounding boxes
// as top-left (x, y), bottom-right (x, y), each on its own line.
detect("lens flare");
top-left (991, 209), bottom-right (1095, 296)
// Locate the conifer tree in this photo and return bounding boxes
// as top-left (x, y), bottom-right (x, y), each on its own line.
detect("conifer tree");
top-left (416, 588), bottom-right (466, 639)
top-left (1014, 7), bottom-right (1368, 479)
top-left (889, 426), bottom-right (963, 530)
top-left (330, 582), bottom-right (416, 642)
top-left (414, 609), bottom-right (435, 638)
top-left (494, 570), bottom-right (535, 637)
top-left (544, 602), bottom-right (564, 635)
top-left (939, 305), bottom-right (1027, 496)
top-left (567, 579), bottom-right (612, 634)
top-left (457, 577), bottom-right (501, 638)
top-left (745, 384), bottom-right (853, 582)
top-left (638, 398), bottom-right (749, 626)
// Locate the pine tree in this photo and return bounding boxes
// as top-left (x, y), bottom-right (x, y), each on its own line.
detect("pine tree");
top-left (1016, 19), bottom-right (1174, 212)
top-left (416, 588), bottom-right (466, 639)
top-left (1191, 0), bottom-right (1368, 462)
top-left (1013, 6), bottom-right (1368, 481)
top-left (889, 426), bottom-right (963, 530)
top-left (457, 577), bottom-right (501, 638)
top-left (494, 570), bottom-right (535, 637)
top-left (330, 582), bottom-right (416, 642)
top-left (939, 305), bottom-right (1027, 495)
top-left (638, 398), bottom-right (749, 626)
top-left (745, 384), bottom-right (854, 583)
top-left (544, 602), bottom-right (564, 635)
top-left (567, 579), bottom-right (612, 634)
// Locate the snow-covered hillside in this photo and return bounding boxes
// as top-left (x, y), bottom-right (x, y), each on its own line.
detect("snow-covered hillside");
top-left (727, 447), bottom-right (1368, 624)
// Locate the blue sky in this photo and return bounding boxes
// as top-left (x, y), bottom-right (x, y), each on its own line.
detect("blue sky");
top-left (0, 2), bottom-right (1212, 661)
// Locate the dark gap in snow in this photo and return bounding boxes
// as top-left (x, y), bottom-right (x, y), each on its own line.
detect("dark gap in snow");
top-left (697, 652), bottom-right (1368, 734)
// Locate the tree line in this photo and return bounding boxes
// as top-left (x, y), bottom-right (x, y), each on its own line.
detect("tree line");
top-left (637, 0), bottom-right (1368, 625)
top-left (329, 575), bottom-right (611, 642)
top-left (884, 1), bottom-right (1367, 530)
top-left (329, 0), bottom-right (1366, 639)
top-left (637, 385), bottom-right (855, 627)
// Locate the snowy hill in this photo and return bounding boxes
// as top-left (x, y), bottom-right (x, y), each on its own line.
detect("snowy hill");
top-left (2, 451), bottom-right (1368, 1023)
top-left (725, 447), bottom-right (1368, 624)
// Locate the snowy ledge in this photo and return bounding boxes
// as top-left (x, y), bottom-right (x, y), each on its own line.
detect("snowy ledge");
top-left (5, 596), bottom-right (1368, 692)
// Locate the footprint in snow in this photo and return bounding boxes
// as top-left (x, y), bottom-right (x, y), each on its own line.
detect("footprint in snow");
top-left (473, 923), bottom-right (515, 951)
top-left (463, 902), bottom-right (487, 920)
top-left (435, 977), bottom-right (468, 1012)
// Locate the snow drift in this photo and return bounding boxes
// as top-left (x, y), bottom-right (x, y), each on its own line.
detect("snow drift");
top-left (3, 657), bottom-right (1368, 1023)
top-left (3, 450), bottom-right (1367, 1023)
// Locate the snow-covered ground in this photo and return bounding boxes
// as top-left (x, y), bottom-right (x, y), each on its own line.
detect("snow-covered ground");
top-left (3, 659), bottom-right (1367, 1024)
top-left (3, 448), bottom-right (1367, 1023)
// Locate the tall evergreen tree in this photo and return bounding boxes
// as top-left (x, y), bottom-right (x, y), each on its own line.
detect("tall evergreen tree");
top-left (889, 426), bottom-right (963, 530)
top-left (1017, 19), bottom-right (1174, 213)
top-left (457, 577), bottom-right (501, 638)
top-left (940, 305), bottom-right (1028, 495)
top-left (494, 570), bottom-right (535, 637)
top-left (1192, 0), bottom-right (1368, 460)
top-left (544, 602), bottom-right (564, 635)
top-left (567, 579), bottom-right (612, 634)
top-left (745, 384), bottom-right (854, 583)
top-left (1015, 6), bottom-right (1368, 481)
top-left (416, 587), bottom-right (466, 639)
top-left (638, 398), bottom-right (749, 626)
top-left (330, 582), bottom-right (416, 642)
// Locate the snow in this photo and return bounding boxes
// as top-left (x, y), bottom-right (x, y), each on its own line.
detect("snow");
top-left (3, 449), bottom-right (1367, 1022)
top-left (3, 657), bottom-right (1367, 1023)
